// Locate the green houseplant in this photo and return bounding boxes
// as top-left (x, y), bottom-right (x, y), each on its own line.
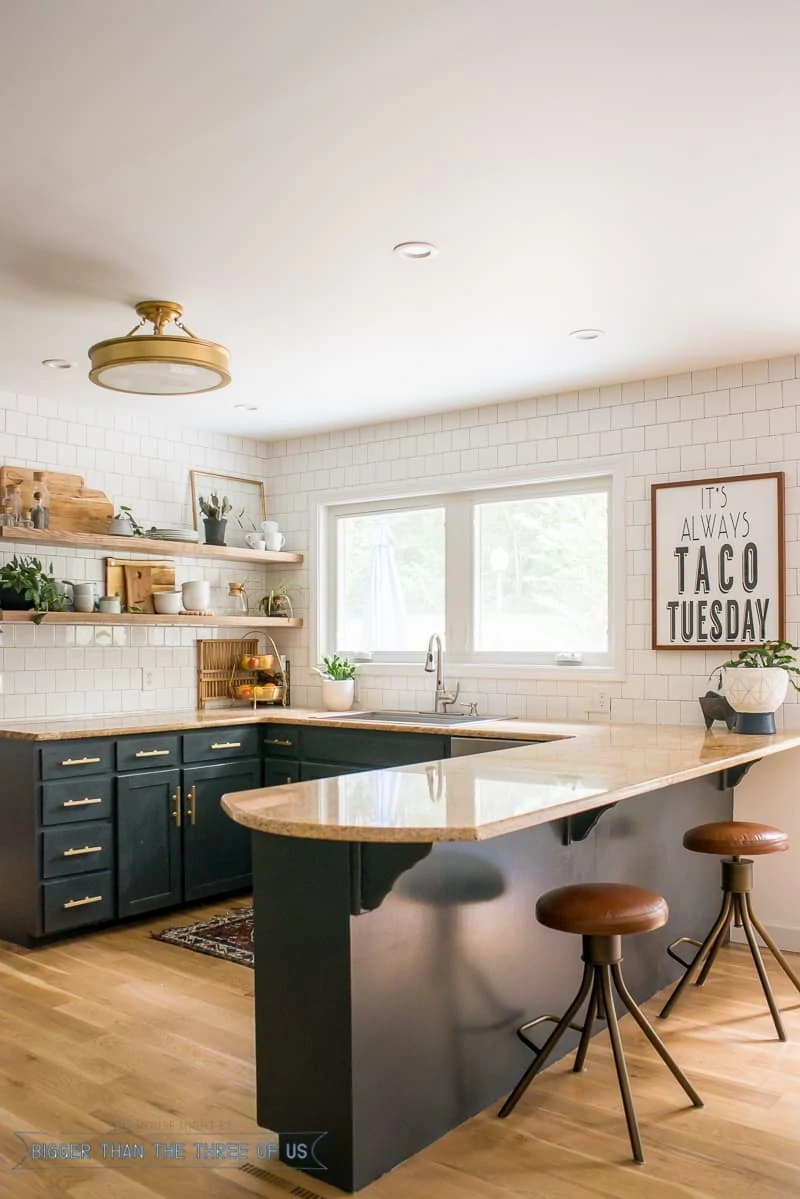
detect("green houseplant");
top-left (259, 580), bottom-right (302, 619)
top-left (711, 640), bottom-right (800, 734)
top-left (109, 505), bottom-right (145, 536)
top-left (316, 654), bottom-right (358, 712)
top-left (198, 492), bottom-right (231, 546)
top-left (0, 554), bottom-right (67, 624)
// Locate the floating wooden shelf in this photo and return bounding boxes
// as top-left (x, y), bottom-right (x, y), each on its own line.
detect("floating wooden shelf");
top-left (0, 611), bottom-right (303, 628)
top-left (0, 525), bottom-right (303, 565)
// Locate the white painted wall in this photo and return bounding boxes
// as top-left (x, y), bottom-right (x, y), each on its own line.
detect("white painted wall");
top-left (733, 748), bottom-right (800, 951)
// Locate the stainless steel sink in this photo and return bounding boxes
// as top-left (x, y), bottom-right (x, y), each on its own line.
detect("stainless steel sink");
top-left (328, 709), bottom-right (506, 726)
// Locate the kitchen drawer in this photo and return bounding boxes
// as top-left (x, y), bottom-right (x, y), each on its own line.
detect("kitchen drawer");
top-left (117, 733), bottom-right (180, 773)
top-left (182, 726), bottom-right (259, 764)
top-left (41, 821), bottom-right (114, 880)
top-left (41, 739), bottom-right (114, 781)
top-left (261, 725), bottom-right (302, 758)
top-left (41, 869), bottom-right (114, 935)
top-left (302, 727), bottom-right (448, 768)
top-left (41, 776), bottom-right (114, 826)
top-left (263, 759), bottom-right (300, 788)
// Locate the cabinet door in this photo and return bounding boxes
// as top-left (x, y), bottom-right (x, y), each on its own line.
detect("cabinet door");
top-left (117, 768), bottom-right (182, 918)
top-left (182, 759), bottom-right (259, 902)
top-left (299, 761), bottom-right (369, 781)
top-left (263, 760), bottom-right (300, 788)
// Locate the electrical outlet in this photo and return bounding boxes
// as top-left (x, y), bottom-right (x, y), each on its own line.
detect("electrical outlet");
top-left (143, 669), bottom-right (156, 690)
top-left (588, 688), bottom-right (610, 712)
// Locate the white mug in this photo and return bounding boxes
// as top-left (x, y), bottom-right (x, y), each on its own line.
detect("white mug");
top-left (245, 533), bottom-right (266, 551)
top-left (265, 532), bottom-right (285, 551)
top-left (261, 520), bottom-right (280, 537)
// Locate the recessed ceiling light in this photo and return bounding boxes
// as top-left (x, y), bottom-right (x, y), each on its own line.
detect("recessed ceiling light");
top-left (41, 358), bottom-right (76, 370)
top-left (234, 403), bottom-right (259, 412)
top-left (393, 241), bottom-right (438, 259)
top-left (569, 328), bottom-right (603, 341)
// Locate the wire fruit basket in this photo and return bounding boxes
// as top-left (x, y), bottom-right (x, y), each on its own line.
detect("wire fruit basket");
top-left (196, 633), bottom-right (289, 709)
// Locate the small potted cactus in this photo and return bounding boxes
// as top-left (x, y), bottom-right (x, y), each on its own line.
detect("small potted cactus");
top-left (198, 492), bottom-right (231, 546)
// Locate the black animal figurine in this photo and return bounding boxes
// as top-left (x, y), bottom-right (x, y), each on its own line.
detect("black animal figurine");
top-left (698, 690), bottom-right (737, 731)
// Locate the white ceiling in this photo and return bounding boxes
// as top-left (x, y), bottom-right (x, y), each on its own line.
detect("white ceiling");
top-left (2, 1), bottom-right (800, 437)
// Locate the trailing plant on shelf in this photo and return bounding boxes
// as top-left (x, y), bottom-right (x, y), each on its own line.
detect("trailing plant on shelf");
top-left (258, 579), bottom-right (302, 619)
top-left (317, 653), bottom-right (358, 680)
top-left (110, 505), bottom-right (146, 536)
top-left (710, 640), bottom-right (800, 692)
top-left (0, 554), bottom-right (67, 623)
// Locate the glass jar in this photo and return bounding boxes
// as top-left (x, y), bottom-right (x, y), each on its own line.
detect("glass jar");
top-left (228, 582), bottom-right (248, 615)
top-left (31, 472), bottom-right (50, 530)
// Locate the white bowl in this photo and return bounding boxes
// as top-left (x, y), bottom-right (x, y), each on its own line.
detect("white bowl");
top-left (153, 591), bottom-right (183, 615)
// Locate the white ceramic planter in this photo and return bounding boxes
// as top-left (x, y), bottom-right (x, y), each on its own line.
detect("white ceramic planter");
top-left (722, 666), bottom-right (789, 714)
top-left (322, 678), bottom-right (355, 712)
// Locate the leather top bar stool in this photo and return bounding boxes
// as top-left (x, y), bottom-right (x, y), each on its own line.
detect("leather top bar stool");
top-left (499, 882), bottom-right (703, 1164)
top-left (659, 820), bottom-right (800, 1040)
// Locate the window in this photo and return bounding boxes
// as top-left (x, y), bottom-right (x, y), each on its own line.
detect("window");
top-left (322, 475), bottom-right (616, 669)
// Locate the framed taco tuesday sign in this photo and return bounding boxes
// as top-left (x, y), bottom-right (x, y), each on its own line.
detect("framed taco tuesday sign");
top-left (651, 472), bottom-right (785, 650)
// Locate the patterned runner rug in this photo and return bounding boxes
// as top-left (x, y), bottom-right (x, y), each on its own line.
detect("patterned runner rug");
top-left (152, 905), bottom-right (254, 967)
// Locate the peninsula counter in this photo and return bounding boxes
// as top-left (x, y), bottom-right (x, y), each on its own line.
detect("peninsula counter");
top-left (222, 721), bottom-right (800, 1192)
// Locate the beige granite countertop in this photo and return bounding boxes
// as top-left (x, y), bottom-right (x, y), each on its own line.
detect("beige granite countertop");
top-left (221, 721), bottom-right (800, 843)
top-left (0, 707), bottom-right (567, 741)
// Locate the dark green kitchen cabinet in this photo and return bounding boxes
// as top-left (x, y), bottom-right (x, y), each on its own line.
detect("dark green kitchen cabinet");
top-left (117, 768), bottom-right (182, 918)
top-left (182, 759), bottom-right (259, 901)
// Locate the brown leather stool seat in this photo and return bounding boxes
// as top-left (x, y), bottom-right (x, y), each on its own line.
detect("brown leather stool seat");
top-left (537, 883), bottom-right (668, 937)
top-left (500, 881), bottom-right (702, 1164)
top-left (660, 819), bottom-right (800, 1040)
top-left (683, 820), bottom-right (789, 857)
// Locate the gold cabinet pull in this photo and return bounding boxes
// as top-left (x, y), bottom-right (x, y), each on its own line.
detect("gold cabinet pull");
top-left (135, 748), bottom-right (171, 758)
top-left (62, 797), bottom-right (103, 808)
top-left (62, 845), bottom-right (102, 857)
top-left (264, 737), bottom-right (293, 747)
top-left (171, 786), bottom-right (182, 828)
top-left (186, 784), bottom-right (197, 826)
top-left (63, 894), bottom-right (103, 910)
top-left (60, 756), bottom-right (101, 767)
top-left (210, 741), bottom-right (241, 750)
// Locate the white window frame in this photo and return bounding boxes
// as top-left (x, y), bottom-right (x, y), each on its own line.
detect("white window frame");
top-left (315, 465), bottom-right (625, 679)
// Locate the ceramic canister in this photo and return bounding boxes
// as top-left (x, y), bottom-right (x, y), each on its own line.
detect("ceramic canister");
top-left (182, 580), bottom-right (211, 611)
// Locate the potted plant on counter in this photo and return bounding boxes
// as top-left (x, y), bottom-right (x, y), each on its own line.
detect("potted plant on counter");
top-left (316, 654), bottom-right (358, 711)
top-left (0, 554), bottom-right (67, 624)
top-left (198, 492), bottom-right (231, 546)
top-left (712, 640), bottom-right (800, 734)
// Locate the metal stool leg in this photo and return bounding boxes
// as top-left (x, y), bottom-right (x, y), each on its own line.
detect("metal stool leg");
top-left (498, 961), bottom-right (593, 1118)
top-left (659, 892), bottom-right (733, 1020)
top-left (598, 965), bottom-right (644, 1164)
top-left (611, 964), bottom-right (703, 1108)
top-left (573, 975), bottom-right (600, 1073)
top-left (744, 895), bottom-right (800, 995)
top-left (736, 893), bottom-right (787, 1041)
top-left (694, 892), bottom-right (734, 987)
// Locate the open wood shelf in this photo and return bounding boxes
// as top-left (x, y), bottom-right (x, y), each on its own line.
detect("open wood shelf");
top-left (0, 611), bottom-right (303, 628)
top-left (0, 525), bottom-right (303, 565)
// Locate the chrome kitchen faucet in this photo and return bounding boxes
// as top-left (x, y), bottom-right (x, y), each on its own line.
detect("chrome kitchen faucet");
top-left (424, 633), bottom-right (460, 713)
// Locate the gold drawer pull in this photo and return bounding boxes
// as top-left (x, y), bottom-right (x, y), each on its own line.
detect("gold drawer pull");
top-left (63, 894), bottom-right (103, 910)
top-left (62, 797), bottom-right (103, 808)
top-left (60, 756), bottom-right (101, 767)
top-left (62, 845), bottom-right (103, 858)
top-left (171, 786), bottom-right (182, 828)
top-left (210, 741), bottom-right (241, 750)
top-left (264, 737), bottom-right (293, 747)
top-left (186, 784), bottom-right (197, 826)
top-left (135, 748), bottom-right (171, 758)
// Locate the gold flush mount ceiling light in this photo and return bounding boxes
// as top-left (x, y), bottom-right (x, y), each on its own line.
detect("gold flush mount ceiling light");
top-left (88, 300), bottom-right (231, 395)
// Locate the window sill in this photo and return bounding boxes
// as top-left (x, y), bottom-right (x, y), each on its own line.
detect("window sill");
top-left (348, 661), bottom-right (624, 682)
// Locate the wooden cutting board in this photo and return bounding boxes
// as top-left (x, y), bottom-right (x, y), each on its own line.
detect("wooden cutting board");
top-left (0, 466), bottom-right (114, 533)
top-left (105, 558), bottom-right (176, 612)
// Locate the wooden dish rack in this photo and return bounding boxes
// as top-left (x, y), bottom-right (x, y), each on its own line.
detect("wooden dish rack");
top-left (197, 633), bottom-right (289, 709)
